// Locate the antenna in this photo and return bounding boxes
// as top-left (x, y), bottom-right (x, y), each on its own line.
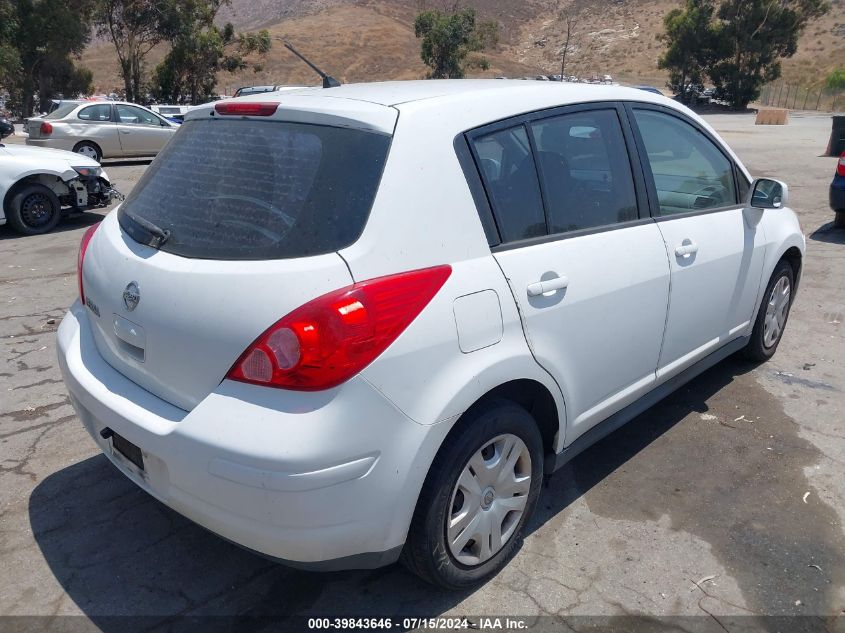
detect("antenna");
top-left (283, 42), bottom-right (341, 89)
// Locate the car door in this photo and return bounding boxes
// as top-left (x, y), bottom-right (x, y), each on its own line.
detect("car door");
top-left (74, 104), bottom-right (122, 157)
top-left (627, 105), bottom-right (766, 382)
top-left (114, 104), bottom-right (176, 156)
top-left (467, 104), bottom-right (671, 444)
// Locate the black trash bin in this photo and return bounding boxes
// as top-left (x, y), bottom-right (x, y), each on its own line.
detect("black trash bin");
top-left (827, 115), bottom-right (845, 156)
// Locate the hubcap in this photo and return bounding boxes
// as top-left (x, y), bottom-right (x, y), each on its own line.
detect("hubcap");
top-left (763, 275), bottom-right (791, 348)
top-left (20, 193), bottom-right (53, 228)
top-left (446, 433), bottom-right (532, 566)
top-left (76, 145), bottom-right (98, 160)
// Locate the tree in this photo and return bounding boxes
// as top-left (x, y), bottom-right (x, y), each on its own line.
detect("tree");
top-left (709, 0), bottom-right (830, 110)
top-left (0, 0), bottom-right (94, 116)
top-left (94, 0), bottom-right (167, 103)
top-left (414, 7), bottom-right (499, 79)
top-left (558, 8), bottom-right (578, 78)
top-left (658, 0), bottom-right (717, 104)
top-left (826, 68), bottom-right (845, 91)
top-left (150, 0), bottom-right (270, 104)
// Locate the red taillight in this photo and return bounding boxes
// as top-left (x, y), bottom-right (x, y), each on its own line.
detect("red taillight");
top-left (214, 102), bottom-right (278, 116)
top-left (227, 265), bottom-right (452, 391)
top-left (837, 152), bottom-right (845, 177)
top-left (40, 121), bottom-right (53, 135)
top-left (77, 224), bottom-right (99, 305)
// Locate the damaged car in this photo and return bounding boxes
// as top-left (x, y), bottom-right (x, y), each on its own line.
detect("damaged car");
top-left (0, 144), bottom-right (121, 235)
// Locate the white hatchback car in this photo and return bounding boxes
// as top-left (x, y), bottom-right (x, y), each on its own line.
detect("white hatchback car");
top-left (26, 101), bottom-right (178, 162)
top-left (58, 81), bottom-right (804, 588)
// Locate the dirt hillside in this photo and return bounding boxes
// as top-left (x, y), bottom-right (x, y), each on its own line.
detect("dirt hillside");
top-left (81, 0), bottom-right (845, 96)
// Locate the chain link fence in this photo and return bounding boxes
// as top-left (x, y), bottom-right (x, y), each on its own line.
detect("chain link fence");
top-left (760, 82), bottom-right (844, 112)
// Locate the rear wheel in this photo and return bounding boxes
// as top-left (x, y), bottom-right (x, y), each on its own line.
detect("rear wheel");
top-left (401, 400), bottom-right (543, 589)
top-left (7, 184), bottom-right (61, 235)
top-left (72, 141), bottom-right (102, 163)
top-left (836, 211), bottom-right (845, 228)
top-left (745, 260), bottom-right (794, 362)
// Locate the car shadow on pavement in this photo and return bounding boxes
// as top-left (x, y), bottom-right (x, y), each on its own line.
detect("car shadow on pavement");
top-left (101, 159), bottom-right (153, 167)
top-left (809, 221), bottom-right (845, 244)
top-left (0, 212), bottom-right (103, 241)
top-left (28, 357), bottom-right (758, 629)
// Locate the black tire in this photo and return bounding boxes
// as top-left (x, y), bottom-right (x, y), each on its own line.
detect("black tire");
top-left (72, 141), bottom-right (102, 163)
top-left (7, 184), bottom-right (62, 235)
top-left (401, 399), bottom-right (544, 589)
top-left (835, 211), bottom-right (845, 228)
top-left (745, 259), bottom-right (795, 362)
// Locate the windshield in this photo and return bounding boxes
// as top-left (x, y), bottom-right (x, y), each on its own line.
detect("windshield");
top-left (118, 118), bottom-right (391, 260)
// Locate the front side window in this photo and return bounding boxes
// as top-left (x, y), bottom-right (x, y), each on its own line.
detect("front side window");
top-left (530, 109), bottom-right (638, 233)
top-left (633, 109), bottom-right (737, 215)
top-left (471, 125), bottom-right (546, 242)
top-left (116, 104), bottom-right (162, 126)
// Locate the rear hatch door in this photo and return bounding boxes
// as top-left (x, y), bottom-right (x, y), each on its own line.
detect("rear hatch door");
top-left (81, 107), bottom-right (394, 410)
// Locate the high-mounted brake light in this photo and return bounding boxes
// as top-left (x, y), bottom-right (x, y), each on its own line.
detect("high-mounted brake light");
top-left (40, 121), bottom-right (53, 135)
top-left (837, 151), bottom-right (845, 177)
top-left (78, 223), bottom-right (100, 305)
top-left (214, 102), bottom-right (278, 116)
top-left (227, 265), bottom-right (452, 391)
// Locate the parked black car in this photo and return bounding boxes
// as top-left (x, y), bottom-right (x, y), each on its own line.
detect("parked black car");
top-left (829, 152), bottom-right (845, 227)
top-left (0, 116), bottom-right (13, 139)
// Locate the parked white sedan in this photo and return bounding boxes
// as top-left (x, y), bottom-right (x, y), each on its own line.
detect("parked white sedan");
top-left (0, 144), bottom-right (119, 234)
top-left (26, 101), bottom-right (178, 162)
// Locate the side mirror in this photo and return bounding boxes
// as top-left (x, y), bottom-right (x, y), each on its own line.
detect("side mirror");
top-left (749, 178), bottom-right (788, 209)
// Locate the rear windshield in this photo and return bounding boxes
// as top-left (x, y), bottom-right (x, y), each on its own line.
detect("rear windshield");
top-left (44, 103), bottom-right (78, 120)
top-left (118, 118), bottom-right (391, 260)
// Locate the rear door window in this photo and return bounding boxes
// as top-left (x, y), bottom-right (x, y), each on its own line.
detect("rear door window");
top-left (118, 118), bottom-right (391, 260)
top-left (529, 109), bottom-right (638, 233)
top-left (470, 125), bottom-right (546, 242)
top-left (77, 104), bottom-right (112, 122)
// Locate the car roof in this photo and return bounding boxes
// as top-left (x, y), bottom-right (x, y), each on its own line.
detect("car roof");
top-left (190, 79), bottom-right (685, 136)
top-left (257, 79), bottom-right (671, 108)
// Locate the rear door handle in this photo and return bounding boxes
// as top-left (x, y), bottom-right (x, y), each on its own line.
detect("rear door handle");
top-left (527, 276), bottom-right (569, 297)
top-left (120, 130), bottom-right (130, 134)
top-left (675, 242), bottom-right (699, 257)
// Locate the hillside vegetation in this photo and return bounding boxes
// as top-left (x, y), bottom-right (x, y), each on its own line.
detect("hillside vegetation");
top-left (80, 0), bottom-right (845, 95)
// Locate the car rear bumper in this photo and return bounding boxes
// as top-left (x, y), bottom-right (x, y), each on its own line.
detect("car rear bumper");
top-left (830, 180), bottom-right (845, 213)
top-left (57, 302), bottom-right (452, 569)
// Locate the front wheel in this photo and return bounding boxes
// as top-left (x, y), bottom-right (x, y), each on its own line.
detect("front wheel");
top-left (836, 211), bottom-right (845, 228)
top-left (401, 400), bottom-right (543, 589)
top-left (745, 260), bottom-right (794, 362)
top-left (7, 184), bottom-right (62, 235)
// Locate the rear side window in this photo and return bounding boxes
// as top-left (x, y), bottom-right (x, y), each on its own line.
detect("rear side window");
top-left (77, 104), bottom-right (112, 122)
top-left (118, 118), bottom-right (390, 260)
top-left (529, 109), bottom-right (638, 233)
top-left (471, 125), bottom-right (546, 242)
top-left (633, 109), bottom-right (737, 215)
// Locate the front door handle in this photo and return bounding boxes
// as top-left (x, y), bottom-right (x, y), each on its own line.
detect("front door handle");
top-left (675, 242), bottom-right (699, 257)
top-left (120, 130), bottom-right (131, 134)
top-left (527, 276), bottom-right (569, 297)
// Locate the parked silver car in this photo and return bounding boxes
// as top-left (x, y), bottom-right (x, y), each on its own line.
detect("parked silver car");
top-left (26, 101), bottom-right (178, 162)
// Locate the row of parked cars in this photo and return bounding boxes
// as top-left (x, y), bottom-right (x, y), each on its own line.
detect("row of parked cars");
top-left (0, 98), bottom-right (179, 235)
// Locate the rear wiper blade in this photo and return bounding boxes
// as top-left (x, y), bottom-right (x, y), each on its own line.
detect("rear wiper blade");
top-left (123, 211), bottom-right (171, 248)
